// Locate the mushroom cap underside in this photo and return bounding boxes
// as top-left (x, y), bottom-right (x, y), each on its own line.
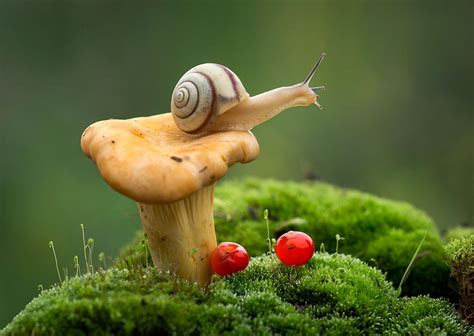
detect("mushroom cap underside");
top-left (81, 113), bottom-right (260, 203)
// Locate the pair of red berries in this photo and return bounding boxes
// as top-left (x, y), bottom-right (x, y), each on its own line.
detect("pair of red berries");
top-left (210, 231), bottom-right (315, 277)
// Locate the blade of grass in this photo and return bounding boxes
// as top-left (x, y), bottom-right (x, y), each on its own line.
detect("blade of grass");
top-left (397, 230), bottom-right (427, 294)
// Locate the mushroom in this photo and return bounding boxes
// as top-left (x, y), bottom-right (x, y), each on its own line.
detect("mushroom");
top-left (81, 115), bottom-right (259, 286)
top-left (81, 55), bottom-right (325, 286)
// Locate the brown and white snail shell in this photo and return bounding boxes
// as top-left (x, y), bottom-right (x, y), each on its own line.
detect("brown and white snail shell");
top-left (171, 64), bottom-right (249, 134)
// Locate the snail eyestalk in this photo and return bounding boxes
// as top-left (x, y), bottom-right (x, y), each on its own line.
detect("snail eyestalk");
top-left (302, 53), bottom-right (326, 85)
top-left (311, 86), bottom-right (325, 92)
top-left (314, 100), bottom-right (323, 110)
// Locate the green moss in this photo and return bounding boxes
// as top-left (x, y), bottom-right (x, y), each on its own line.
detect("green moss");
top-left (390, 296), bottom-right (472, 335)
top-left (446, 227), bottom-right (474, 242)
top-left (3, 254), bottom-right (469, 335)
top-left (365, 228), bottom-right (452, 297)
top-left (445, 235), bottom-right (474, 324)
top-left (7, 178), bottom-right (460, 334)
top-left (120, 178), bottom-right (451, 298)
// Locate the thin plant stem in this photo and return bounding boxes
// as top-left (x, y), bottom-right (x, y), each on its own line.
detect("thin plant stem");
top-left (87, 238), bottom-right (94, 274)
top-left (98, 252), bottom-right (106, 270)
top-left (320, 242), bottom-right (325, 253)
top-left (85, 244), bottom-right (94, 274)
top-left (74, 255), bottom-right (80, 277)
top-left (335, 234), bottom-right (345, 254)
top-left (81, 224), bottom-right (89, 274)
top-left (397, 230), bottom-right (427, 294)
top-left (49, 241), bottom-right (62, 284)
top-left (264, 209), bottom-right (272, 254)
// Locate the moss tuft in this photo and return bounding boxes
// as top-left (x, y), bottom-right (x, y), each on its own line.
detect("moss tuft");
top-left (446, 227), bottom-right (474, 242)
top-left (3, 254), bottom-right (469, 335)
top-left (445, 235), bottom-right (474, 324)
top-left (121, 178), bottom-right (451, 298)
top-left (390, 296), bottom-right (473, 335)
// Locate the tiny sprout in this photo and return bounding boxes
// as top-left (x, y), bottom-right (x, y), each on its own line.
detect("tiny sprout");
top-left (98, 252), bottom-right (107, 269)
top-left (336, 234), bottom-right (345, 241)
top-left (38, 284), bottom-right (44, 292)
top-left (271, 238), bottom-right (276, 252)
top-left (335, 234), bottom-right (345, 254)
top-left (85, 244), bottom-right (94, 274)
top-left (320, 242), bottom-right (326, 253)
top-left (87, 238), bottom-right (95, 273)
top-left (48, 241), bottom-right (62, 284)
top-left (74, 255), bottom-right (80, 276)
top-left (264, 209), bottom-right (272, 255)
top-left (80, 224), bottom-right (89, 273)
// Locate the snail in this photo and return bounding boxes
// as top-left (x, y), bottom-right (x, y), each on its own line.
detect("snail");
top-left (171, 53), bottom-right (326, 134)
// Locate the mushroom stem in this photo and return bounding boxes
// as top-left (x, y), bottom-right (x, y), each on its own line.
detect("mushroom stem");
top-left (137, 183), bottom-right (217, 287)
top-left (210, 83), bottom-right (319, 132)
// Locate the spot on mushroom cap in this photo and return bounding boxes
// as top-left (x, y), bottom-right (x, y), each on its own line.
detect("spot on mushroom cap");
top-left (80, 113), bottom-right (260, 203)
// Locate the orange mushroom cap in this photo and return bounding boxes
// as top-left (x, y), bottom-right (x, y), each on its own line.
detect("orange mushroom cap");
top-left (81, 113), bottom-right (260, 204)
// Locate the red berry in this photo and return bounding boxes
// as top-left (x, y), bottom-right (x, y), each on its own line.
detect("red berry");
top-left (210, 242), bottom-right (250, 276)
top-left (275, 231), bottom-right (315, 266)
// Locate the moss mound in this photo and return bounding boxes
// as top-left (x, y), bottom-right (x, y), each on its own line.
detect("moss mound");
top-left (122, 178), bottom-right (451, 298)
top-left (3, 253), bottom-right (469, 335)
top-left (445, 235), bottom-right (474, 324)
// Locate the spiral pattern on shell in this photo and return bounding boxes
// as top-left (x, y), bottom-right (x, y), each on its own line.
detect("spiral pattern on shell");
top-left (171, 63), bottom-right (249, 134)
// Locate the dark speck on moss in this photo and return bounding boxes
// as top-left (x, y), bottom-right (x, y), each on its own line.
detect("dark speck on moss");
top-left (247, 206), bottom-right (258, 220)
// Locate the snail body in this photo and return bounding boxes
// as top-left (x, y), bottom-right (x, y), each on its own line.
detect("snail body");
top-left (171, 54), bottom-right (326, 134)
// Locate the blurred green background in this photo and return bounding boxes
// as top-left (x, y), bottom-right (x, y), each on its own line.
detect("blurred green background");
top-left (1, 0), bottom-right (472, 327)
